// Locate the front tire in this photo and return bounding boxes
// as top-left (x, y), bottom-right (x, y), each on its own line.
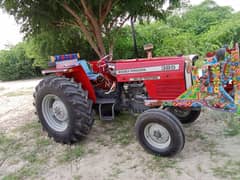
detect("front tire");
top-left (135, 109), bottom-right (185, 156)
top-left (34, 76), bottom-right (94, 144)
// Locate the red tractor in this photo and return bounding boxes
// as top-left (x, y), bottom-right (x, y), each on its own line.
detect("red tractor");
top-left (34, 45), bottom-right (239, 156)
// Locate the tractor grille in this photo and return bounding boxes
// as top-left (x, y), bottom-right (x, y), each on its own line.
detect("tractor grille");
top-left (155, 81), bottom-right (185, 100)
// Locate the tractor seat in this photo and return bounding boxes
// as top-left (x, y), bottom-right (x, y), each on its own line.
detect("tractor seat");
top-left (78, 60), bottom-right (100, 80)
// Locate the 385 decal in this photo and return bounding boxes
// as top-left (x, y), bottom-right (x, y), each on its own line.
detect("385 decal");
top-left (116, 64), bottom-right (180, 75)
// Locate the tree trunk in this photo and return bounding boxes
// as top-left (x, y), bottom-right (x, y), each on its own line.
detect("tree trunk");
top-left (80, 0), bottom-right (106, 57)
top-left (62, 3), bottom-right (102, 57)
top-left (62, 2), bottom-right (107, 58)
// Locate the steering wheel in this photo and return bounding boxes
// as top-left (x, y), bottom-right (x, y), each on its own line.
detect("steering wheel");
top-left (101, 54), bottom-right (112, 62)
top-left (97, 54), bottom-right (113, 73)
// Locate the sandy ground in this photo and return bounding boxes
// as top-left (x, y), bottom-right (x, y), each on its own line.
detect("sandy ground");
top-left (0, 78), bottom-right (240, 180)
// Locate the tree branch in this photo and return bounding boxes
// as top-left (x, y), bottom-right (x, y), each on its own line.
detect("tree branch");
top-left (108, 15), bottom-right (121, 31)
top-left (56, 20), bottom-right (79, 28)
top-left (108, 14), bottom-right (131, 32)
top-left (62, 2), bottom-right (101, 57)
top-left (99, 0), bottom-right (113, 25)
top-left (80, 0), bottom-right (106, 56)
top-left (116, 15), bottom-right (131, 30)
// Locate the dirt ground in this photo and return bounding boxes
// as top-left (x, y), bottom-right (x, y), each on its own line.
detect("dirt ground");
top-left (0, 78), bottom-right (240, 180)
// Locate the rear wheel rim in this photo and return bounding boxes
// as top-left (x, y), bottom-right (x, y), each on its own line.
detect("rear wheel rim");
top-left (42, 94), bottom-right (69, 132)
top-left (144, 123), bottom-right (171, 149)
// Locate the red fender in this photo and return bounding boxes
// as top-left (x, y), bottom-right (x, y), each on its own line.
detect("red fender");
top-left (66, 66), bottom-right (96, 102)
top-left (42, 66), bottom-right (96, 102)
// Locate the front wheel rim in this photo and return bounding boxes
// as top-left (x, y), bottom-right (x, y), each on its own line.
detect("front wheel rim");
top-left (42, 94), bottom-right (69, 132)
top-left (144, 123), bottom-right (171, 149)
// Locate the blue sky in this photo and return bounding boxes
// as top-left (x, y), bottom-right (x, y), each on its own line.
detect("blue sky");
top-left (0, 0), bottom-right (240, 50)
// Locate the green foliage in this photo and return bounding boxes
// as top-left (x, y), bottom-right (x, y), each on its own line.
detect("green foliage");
top-left (0, 0), bottom-right (181, 57)
top-left (198, 12), bottom-right (240, 52)
top-left (168, 0), bottom-right (232, 35)
top-left (0, 0), bottom-right (179, 36)
top-left (25, 27), bottom-right (97, 68)
top-left (0, 43), bottom-right (40, 81)
top-left (114, 0), bottom-right (240, 58)
top-left (1, 0), bottom-right (240, 81)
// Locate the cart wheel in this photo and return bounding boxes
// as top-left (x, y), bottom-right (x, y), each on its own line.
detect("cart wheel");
top-left (135, 109), bottom-right (185, 156)
top-left (167, 107), bottom-right (201, 124)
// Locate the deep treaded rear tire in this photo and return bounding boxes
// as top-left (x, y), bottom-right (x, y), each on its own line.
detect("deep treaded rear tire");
top-left (34, 76), bottom-right (94, 144)
top-left (135, 109), bottom-right (185, 156)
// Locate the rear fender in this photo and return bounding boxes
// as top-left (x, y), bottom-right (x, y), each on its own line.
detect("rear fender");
top-left (42, 66), bottom-right (96, 102)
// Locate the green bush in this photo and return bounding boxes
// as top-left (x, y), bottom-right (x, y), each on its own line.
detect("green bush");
top-left (0, 43), bottom-right (39, 81)
top-left (113, 1), bottom-right (240, 59)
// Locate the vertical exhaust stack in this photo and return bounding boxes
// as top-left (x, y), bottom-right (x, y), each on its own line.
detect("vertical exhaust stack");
top-left (144, 44), bottom-right (154, 59)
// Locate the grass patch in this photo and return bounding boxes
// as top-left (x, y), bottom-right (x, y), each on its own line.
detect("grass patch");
top-left (18, 121), bottom-right (41, 131)
top-left (0, 133), bottom-right (15, 149)
top-left (22, 149), bottom-right (48, 165)
top-left (146, 156), bottom-right (181, 177)
top-left (3, 165), bottom-right (39, 180)
top-left (36, 138), bottom-right (51, 146)
top-left (212, 160), bottom-right (240, 180)
top-left (1, 122), bottom-right (54, 179)
top-left (0, 133), bottom-right (22, 160)
top-left (109, 167), bottom-right (123, 179)
top-left (23, 151), bottom-right (38, 163)
top-left (152, 156), bottom-right (178, 169)
top-left (94, 112), bottom-right (135, 146)
top-left (16, 121), bottom-right (54, 162)
top-left (224, 115), bottom-right (240, 137)
top-left (105, 113), bottom-right (135, 145)
top-left (73, 175), bottom-right (82, 180)
top-left (112, 125), bottom-right (133, 145)
top-left (3, 90), bottom-right (32, 97)
top-left (187, 129), bottom-right (208, 142)
top-left (202, 140), bottom-right (218, 157)
top-left (59, 145), bottom-right (85, 162)
top-left (16, 121), bottom-right (53, 151)
top-left (186, 128), bottom-right (219, 156)
top-left (0, 134), bottom-right (14, 165)
top-left (208, 110), bottom-right (232, 122)
top-left (16, 121), bottom-right (42, 137)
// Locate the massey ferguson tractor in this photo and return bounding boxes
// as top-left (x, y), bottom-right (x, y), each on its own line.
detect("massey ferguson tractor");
top-left (34, 43), bottom-right (240, 156)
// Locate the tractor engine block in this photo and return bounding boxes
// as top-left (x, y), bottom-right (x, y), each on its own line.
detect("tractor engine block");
top-left (123, 82), bottom-right (149, 113)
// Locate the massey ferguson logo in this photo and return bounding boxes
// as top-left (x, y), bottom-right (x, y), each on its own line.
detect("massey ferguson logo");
top-left (116, 64), bottom-right (180, 75)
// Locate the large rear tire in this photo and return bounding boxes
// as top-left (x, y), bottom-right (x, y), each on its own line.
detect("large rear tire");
top-left (135, 109), bottom-right (185, 156)
top-left (167, 107), bottom-right (201, 124)
top-left (34, 76), bottom-right (94, 144)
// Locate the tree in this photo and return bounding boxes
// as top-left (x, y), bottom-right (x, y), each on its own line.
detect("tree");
top-left (168, 0), bottom-right (232, 35)
top-left (0, 0), bottom-right (182, 58)
top-left (25, 27), bottom-right (96, 68)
